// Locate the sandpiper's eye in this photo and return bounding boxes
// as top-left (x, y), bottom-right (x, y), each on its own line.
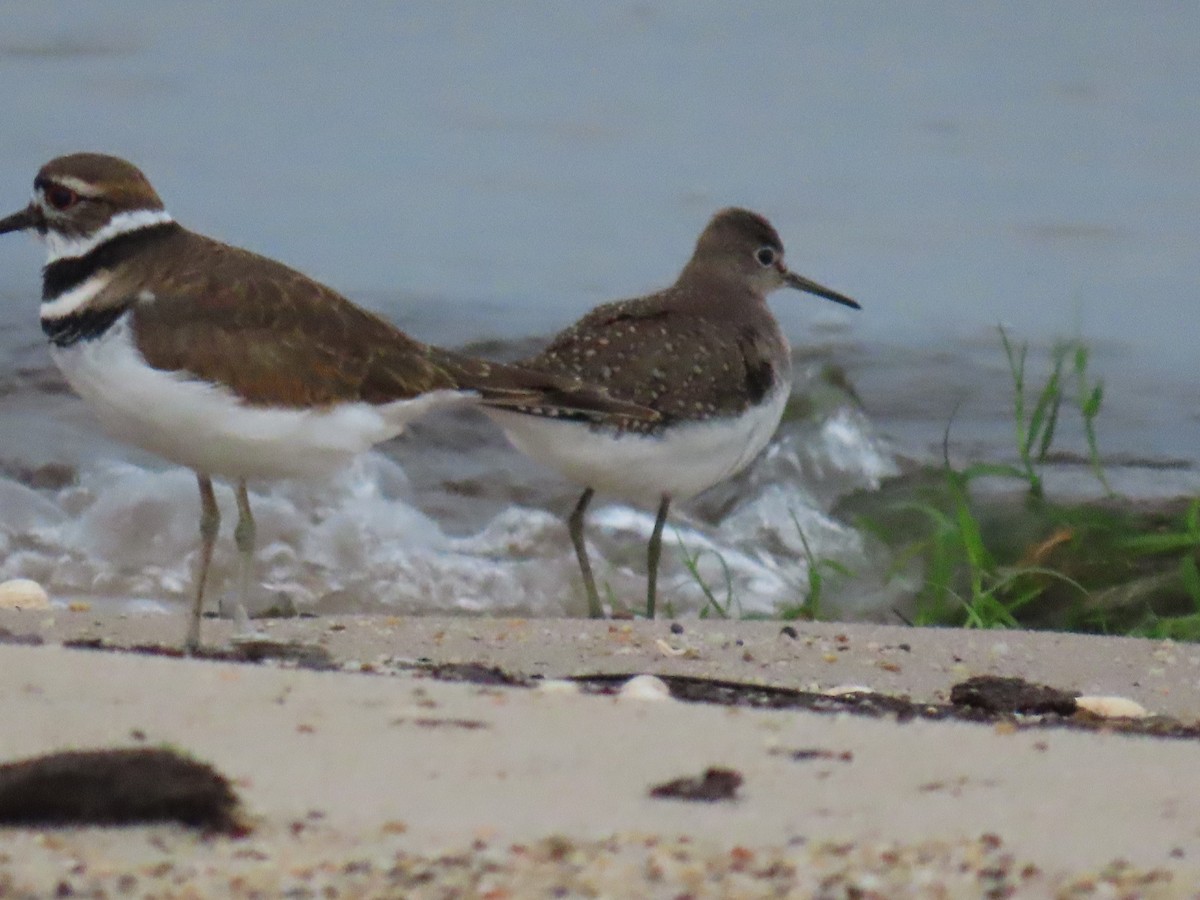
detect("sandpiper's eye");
top-left (44, 184), bottom-right (79, 211)
top-left (755, 246), bottom-right (777, 267)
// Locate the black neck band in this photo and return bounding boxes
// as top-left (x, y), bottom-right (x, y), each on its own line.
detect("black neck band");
top-left (42, 221), bottom-right (181, 301)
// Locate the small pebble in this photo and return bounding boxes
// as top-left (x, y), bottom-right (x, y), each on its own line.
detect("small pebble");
top-left (618, 674), bottom-right (672, 701)
top-left (655, 639), bottom-right (688, 657)
top-left (1075, 695), bottom-right (1150, 719)
top-left (0, 579), bottom-right (50, 610)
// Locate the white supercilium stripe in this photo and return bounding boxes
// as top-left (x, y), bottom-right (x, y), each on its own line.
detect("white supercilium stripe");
top-left (44, 208), bottom-right (175, 264)
top-left (39, 273), bottom-right (112, 320)
top-left (48, 176), bottom-right (103, 198)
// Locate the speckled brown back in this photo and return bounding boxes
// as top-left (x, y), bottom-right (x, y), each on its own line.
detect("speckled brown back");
top-left (519, 284), bottom-right (789, 429)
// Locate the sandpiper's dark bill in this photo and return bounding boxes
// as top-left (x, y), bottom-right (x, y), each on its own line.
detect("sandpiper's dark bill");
top-left (783, 270), bottom-right (861, 309)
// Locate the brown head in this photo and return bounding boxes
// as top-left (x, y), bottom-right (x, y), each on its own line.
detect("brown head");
top-left (678, 207), bottom-right (859, 310)
top-left (0, 153), bottom-right (169, 256)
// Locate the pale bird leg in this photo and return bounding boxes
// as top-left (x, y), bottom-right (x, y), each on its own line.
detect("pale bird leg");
top-left (186, 474), bottom-right (220, 653)
top-left (231, 478), bottom-right (257, 628)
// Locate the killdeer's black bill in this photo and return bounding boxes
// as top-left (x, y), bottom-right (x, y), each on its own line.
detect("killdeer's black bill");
top-left (0, 205), bottom-right (40, 234)
top-left (486, 207), bottom-right (860, 619)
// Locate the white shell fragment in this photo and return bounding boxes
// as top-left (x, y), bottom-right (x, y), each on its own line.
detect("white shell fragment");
top-left (823, 685), bottom-right (876, 697)
top-left (536, 679), bottom-right (581, 696)
top-left (0, 578), bottom-right (51, 610)
top-left (655, 638), bottom-right (689, 657)
top-left (1075, 695), bottom-right (1150, 719)
top-left (618, 674), bottom-right (673, 701)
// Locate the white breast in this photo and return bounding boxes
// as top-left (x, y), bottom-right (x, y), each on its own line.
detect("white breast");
top-left (486, 387), bottom-right (789, 503)
top-left (50, 317), bottom-right (474, 480)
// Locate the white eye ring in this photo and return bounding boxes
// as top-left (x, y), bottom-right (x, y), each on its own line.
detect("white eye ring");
top-left (755, 246), bottom-right (776, 267)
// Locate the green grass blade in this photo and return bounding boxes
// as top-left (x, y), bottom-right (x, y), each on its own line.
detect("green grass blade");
top-left (961, 462), bottom-right (1029, 481)
top-left (1000, 325), bottom-right (1027, 434)
top-left (1187, 499), bottom-right (1200, 536)
top-left (1120, 534), bottom-right (1200, 554)
top-left (1035, 385), bottom-right (1063, 461)
top-left (1073, 343), bottom-right (1089, 376)
top-left (1180, 555), bottom-right (1200, 605)
top-left (675, 537), bottom-right (730, 619)
top-left (1082, 383), bottom-right (1104, 419)
top-left (1027, 356), bottom-right (1064, 460)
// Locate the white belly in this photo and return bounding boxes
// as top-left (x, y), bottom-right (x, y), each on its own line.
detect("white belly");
top-left (486, 387), bottom-right (789, 502)
top-left (51, 318), bottom-right (473, 480)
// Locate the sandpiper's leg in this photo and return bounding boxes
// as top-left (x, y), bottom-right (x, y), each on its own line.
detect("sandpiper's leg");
top-left (645, 496), bottom-right (671, 620)
top-left (186, 474), bottom-right (220, 652)
top-left (568, 487), bottom-right (602, 618)
top-left (232, 479), bottom-right (256, 624)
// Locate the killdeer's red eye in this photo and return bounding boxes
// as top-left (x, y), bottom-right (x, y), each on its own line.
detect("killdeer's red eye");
top-left (45, 185), bottom-right (79, 211)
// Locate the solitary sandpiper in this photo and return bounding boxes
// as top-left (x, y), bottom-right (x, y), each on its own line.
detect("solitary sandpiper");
top-left (487, 207), bottom-right (859, 618)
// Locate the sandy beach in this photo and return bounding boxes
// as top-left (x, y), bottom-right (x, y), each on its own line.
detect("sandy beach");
top-left (0, 609), bottom-right (1197, 896)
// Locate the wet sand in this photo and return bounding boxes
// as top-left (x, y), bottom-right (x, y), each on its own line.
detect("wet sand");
top-left (1, 610), bottom-right (1198, 896)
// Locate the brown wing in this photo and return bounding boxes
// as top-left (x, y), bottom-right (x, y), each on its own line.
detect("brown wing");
top-left (122, 231), bottom-right (456, 408)
top-left (522, 292), bottom-right (786, 425)
top-left (122, 230), bottom-right (657, 421)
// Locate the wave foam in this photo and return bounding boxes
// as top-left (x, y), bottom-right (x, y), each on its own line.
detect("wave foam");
top-left (0, 409), bottom-right (899, 620)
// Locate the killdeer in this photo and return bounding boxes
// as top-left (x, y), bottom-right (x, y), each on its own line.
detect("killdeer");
top-left (0, 152), bottom-right (654, 649)
top-left (487, 208), bottom-right (860, 618)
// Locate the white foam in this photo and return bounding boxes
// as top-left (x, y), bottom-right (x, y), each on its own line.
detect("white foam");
top-left (0, 404), bottom-right (898, 620)
top-left (0, 479), bottom-right (67, 533)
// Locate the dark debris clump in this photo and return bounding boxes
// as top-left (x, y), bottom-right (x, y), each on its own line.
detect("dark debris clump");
top-left (949, 675), bottom-right (1078, 715)
top-left (0, 747), bottom-right (246, 834)
top-left (649, 767), bottom-right (743, 802)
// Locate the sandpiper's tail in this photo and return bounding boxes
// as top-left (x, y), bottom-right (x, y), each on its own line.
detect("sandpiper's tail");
top-left (431, 348), bottom-right (659, 425)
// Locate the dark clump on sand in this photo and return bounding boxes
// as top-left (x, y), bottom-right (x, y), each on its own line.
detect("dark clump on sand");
top-left (573, 672), bottom-right (1200, 740)
top-left (649, 767), bottom-right (743, 802)
top-left (0, 747), bottom-right (245, 834)
top-left (64, 635), bottom-right (337, 670)
top-left (949, 675), bottom-right (1078, 715)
